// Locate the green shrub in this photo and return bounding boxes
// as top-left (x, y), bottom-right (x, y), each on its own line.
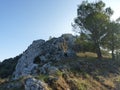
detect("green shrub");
top-left (0, 54), bottom-right (22, 78)
top-left (35, 74), bottom-right (49, 82)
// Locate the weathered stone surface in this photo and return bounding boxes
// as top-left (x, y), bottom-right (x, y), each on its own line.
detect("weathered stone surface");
top-left (48, 66), bottom-right (59, 75)
top-left (6, 82), bottom-right (23, 89)
top-left (25, 77), bottom-right (48, 90)
top-left (13, 39), bottom-right (45, 79)
top-left (13, 34), bottom-right (76, 79)
top-left (39, 63), bottom-right (51, 74)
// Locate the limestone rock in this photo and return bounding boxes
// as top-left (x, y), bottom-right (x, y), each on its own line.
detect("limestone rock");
top-left (48, 66), bottom-right (59, 75)
top-left (13, 39), bottom-right (45, 79)
top-left (25, 77), bottom-right (48, 90)
top-left (39, 63), bottom-right (51, 74)
top-left (13, 34), bottom-right (76, 79)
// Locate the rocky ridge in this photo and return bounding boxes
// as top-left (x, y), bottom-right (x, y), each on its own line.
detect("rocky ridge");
top-left (13, 34), bottom-right (75, 80)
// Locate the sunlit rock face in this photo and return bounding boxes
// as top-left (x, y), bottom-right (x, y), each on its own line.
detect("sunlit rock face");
top-left (13, 34), bottom-right (76, 79)
top-left (13, 40), bottom-right (45, 79)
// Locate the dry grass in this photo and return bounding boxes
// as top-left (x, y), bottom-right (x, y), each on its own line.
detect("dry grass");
top-left (77, 52), bottom-right (97, 58)
top-left (65, 74), bottom-right (107, 90)
top-left (76, 52), bottom-right (111, 59)
top-left (0, 78), bottom-right (7, 86)
top-left (103, 79), bottom-right (115, 88)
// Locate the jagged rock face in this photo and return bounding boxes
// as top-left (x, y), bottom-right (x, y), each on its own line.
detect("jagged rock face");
top-left (13, 40), bottom-right (45, 79)
top-left (25, 77), bottom-right (48, 90)
top-left (13, 34), bottom-right (76, 79)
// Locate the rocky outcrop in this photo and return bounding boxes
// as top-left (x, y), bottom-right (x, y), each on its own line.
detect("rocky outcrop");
top-left (25, 77), bottom-right (48, 90)
top-left (13, 34), bottom-right (76, 79)
top-left (13, 40), bottom-right (45, 79)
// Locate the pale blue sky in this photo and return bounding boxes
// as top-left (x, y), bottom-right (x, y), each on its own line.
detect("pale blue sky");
top-left (0, 0), bottom-right (120, 61)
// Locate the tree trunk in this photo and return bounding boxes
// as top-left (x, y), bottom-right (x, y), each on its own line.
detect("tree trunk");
top-left (95, 42), bottom-right (102, 60)
top-left (111, 49), bottom-right (115, 60)
top-left (111, 40), bottom-right (115, 60)
top-left (110, 32), bottom-right (115, 60)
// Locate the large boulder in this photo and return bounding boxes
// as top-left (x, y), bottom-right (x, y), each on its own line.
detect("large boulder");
top-left (13, 34), bottom-right (76, 79)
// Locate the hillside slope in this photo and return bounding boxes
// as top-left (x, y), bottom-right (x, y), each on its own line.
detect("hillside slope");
top-left (0, 34), bottom-right (120, 90)
top-left (1, 57), bottom-right (120, 90)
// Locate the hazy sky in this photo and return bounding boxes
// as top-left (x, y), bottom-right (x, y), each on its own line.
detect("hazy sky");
top-left (0, 0), bottom-right (120, 61)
